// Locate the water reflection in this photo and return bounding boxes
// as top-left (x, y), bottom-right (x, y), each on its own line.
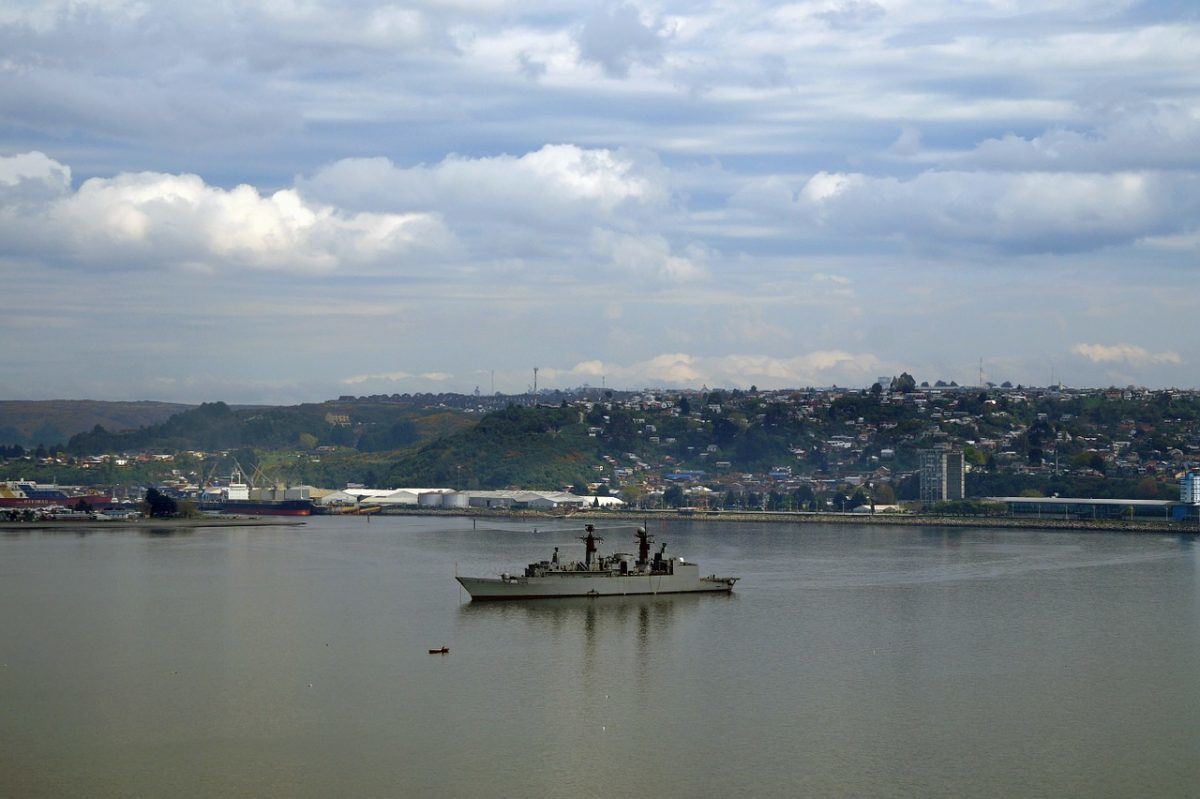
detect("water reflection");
top-left (0, 526), bottom-right (189, 539)
top-left (457, 593), bottom-right (733, 702)
top-left (0, 524), bottom-right (202, 538)
top-left (919, 527), bottom-right (964, 547)
top-left (457, 593), bottom-right (731, 653)
top-left (458, 591), bottom-right (728, 621)
top-left (138, 527), bottom-right (194, 538)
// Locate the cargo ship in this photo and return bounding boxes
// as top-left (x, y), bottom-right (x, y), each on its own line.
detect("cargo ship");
top-left (456, 525), bottom-right (738, 600)
top-left (0, 481), bottom-right (112, 510)
top-left (217, 471), bottom-right (314, 516)
top-left (220, 498), bottom-right (314, 516)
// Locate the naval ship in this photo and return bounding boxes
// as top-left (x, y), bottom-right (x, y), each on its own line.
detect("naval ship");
top-left (456, 525), bottom-right (738, 601)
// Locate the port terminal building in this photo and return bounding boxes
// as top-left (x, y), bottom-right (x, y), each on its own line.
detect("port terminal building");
top-left (317, 488), bottom-right (623, 511)
top-left (992, 471), bottom-right (1200, 522)
top-left (988, 496), bottom-right (1197, 522)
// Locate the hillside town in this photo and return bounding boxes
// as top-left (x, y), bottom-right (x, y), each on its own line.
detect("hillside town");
top-left (3, 378), bottom-right (1200, 523)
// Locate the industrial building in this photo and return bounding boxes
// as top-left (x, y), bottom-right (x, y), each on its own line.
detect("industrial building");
top-left (988, 496), bottom-right (1184, 521)
top-left (315, 488), bottom-right (623, 511)
top-left (986, 472), bottom-right (1200, 523)
top-left (988, 491), bottom-right (1200, 523)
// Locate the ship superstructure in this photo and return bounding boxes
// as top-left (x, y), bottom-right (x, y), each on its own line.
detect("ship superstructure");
top-left (215, 468), bottom-right (314, 516)
top-left (456, 524), bottom-right (737, 600)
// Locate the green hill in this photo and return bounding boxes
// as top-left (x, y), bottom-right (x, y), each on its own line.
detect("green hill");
top-left (386, 404), bottom-right (603, 490)
top-left (64, 400), bottom-right (474, 455)
top-left (0, 400), bottom-right (192, 447)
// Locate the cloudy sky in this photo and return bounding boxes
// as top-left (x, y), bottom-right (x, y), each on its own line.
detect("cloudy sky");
top-left (1, 0), bottom-right (1197, 402)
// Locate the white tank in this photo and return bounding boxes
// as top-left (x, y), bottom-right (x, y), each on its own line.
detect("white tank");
top-left (418, 492), bottom-right (444, 507)
top-left (443, 492), bottom-right (469, 509)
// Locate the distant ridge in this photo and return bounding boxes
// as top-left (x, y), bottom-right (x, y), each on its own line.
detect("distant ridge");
top-left (0, 400), bottom-right (193, 447)
top-left (61, 399), bottom-right (474, 455)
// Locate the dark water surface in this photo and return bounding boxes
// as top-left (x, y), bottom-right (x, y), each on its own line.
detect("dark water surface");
top-left (3, 517), bottom-right (1199, 797)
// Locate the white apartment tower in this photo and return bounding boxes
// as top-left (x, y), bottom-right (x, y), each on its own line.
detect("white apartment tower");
top-left (920, 447), bottom-right (965, 505)
top-left (1182, 472), bottom-right (1200, 505)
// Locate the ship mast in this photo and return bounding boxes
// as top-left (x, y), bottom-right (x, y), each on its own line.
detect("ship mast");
top-left (635, 526), bottom-right (653, 568)
top-left (579, 524), bottom-right (603, 569)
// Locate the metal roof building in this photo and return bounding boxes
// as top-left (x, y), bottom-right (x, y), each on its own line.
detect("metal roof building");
top-left (988, 496), bottom-right (1182, 521)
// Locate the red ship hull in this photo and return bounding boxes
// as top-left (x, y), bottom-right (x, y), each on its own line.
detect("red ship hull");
top-left (221, 500), bottom-right (313, 516)
top-left (0, 494), bottom-right (112, 509)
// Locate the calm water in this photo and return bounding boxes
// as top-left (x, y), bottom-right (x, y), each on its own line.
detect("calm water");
top-left (2, 516), bottom-right (1199, 797)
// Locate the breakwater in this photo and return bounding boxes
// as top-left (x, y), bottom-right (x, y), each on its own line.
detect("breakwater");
top-left (359, 505), bottom-right (1197, 534)
top-left (576, 510), bottom-right (1198, 534)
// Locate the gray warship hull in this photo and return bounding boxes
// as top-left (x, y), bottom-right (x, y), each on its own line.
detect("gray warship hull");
top-left (456, 561), bottom-right (736, 601)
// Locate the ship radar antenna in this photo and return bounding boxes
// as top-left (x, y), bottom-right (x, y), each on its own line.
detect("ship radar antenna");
top-left (635, 526), bottom-right (654, 567)
top-left (579, 524), bottom-right (603, 568)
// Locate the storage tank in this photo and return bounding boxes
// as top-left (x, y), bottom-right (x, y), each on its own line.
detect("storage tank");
top-left (418, 492), bottom-right (444, 508)
top-left (442, 492), bottom-right (469, 509)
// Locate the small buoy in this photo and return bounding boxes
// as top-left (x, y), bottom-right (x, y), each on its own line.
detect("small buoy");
top-left (308, 683), bottom-right (314, 688)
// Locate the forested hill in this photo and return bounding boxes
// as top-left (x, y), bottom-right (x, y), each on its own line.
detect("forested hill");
top-left (0, 400), bottom-right (191, 447)
top-left (386, 404), bottom-right (605, 490)
top-left (64, 400), bottom-right (473, 455)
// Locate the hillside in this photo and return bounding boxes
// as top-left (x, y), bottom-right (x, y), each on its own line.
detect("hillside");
top-left (4, 385), bottom-right (1198, 503)
top-left (0, 400), bottom-right (193, 447)
top-left (386, 404), bottom-right (604, 489)
top-left (64, 400), bottom-right (474, 455)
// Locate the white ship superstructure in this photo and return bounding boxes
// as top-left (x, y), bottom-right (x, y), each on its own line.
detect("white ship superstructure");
top-left (456, 525), bottom-right (737, 600)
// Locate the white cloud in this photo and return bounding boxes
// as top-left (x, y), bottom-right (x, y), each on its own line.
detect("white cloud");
top-left (0, 150), bottom-right (70, 188)
top-left (343, 371), bottom-right (412, 385)
top-left (589, 229), bottom-right (704, 282)
top-left (297, 143), bottom-right (702, 281)
top-left (0, 147), bottom-right (703, 289)
top-left (790, 168), bottom-right (1200, 253)
top-left (566, 350), bottom-right (883, 389)
top-left (1071, 343), bottom-right (1182, 366)
top-left (961, 103), bottom-right (1200, 172)
top-left (0, 152), bottom-right (449, 274)
top-left (576, 3), bottom-right (665, 78)
top-left (816, 1), bottom-right (886, 30)
top-left (340, 369), bottom-right (455, 392)
top-left (572, 360), bottom-right (606, 377)
top-left (1139, 229), bottom-right (1200, 251)
top-left (0, 150), bottom-right (72, 204)
top-left (300, 144), bottom-right (664, 219)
